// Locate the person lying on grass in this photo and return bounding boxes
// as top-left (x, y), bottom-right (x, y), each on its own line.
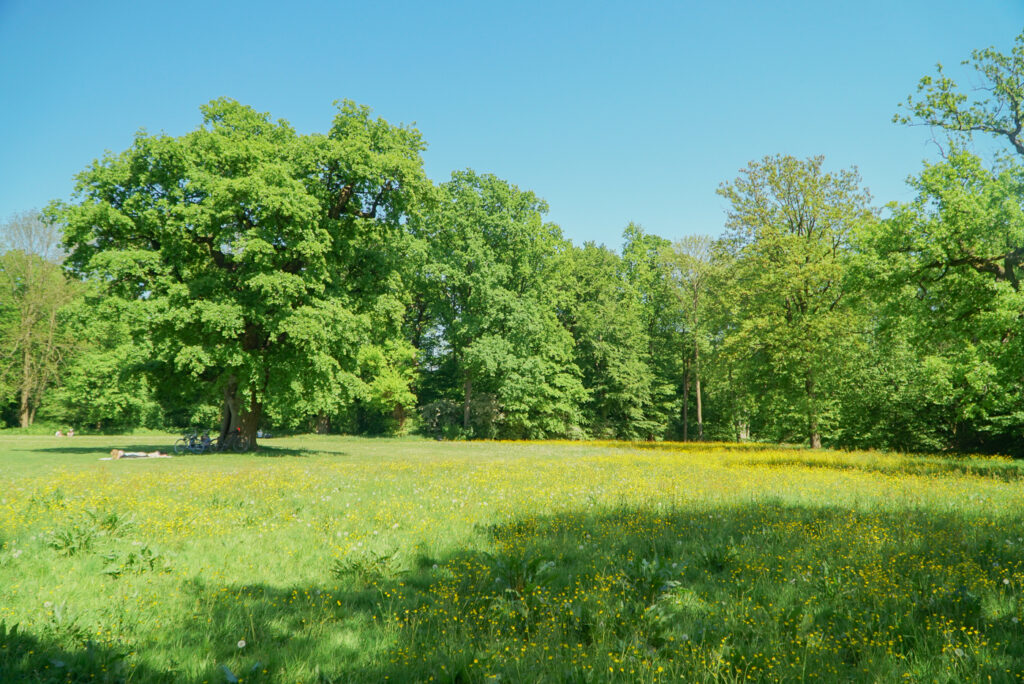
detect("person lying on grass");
top-left (108, 449), bottom-right (172, 459)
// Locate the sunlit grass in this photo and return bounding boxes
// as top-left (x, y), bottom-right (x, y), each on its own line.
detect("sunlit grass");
top-left (1, 435), bottom-right (1022, 682)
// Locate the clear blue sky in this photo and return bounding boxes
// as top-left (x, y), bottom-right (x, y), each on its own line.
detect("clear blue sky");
top-left (1, 0), bottom-right (1021, 248)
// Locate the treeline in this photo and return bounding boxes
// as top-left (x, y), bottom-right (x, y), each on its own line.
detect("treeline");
top-left (2, 34), bottom-right (1023, 454)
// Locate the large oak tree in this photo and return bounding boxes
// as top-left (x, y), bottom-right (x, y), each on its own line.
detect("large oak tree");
top-left (51, 99), bottom-right (429, 447)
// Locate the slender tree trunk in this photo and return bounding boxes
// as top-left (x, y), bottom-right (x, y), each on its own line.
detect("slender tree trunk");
top-left (463, 375), bottom-right (472, 430)
top-left (728, 366), bottom-right (737, 440)
top-left (694, 334), bottom-right (703, 441)
top-left (728, 364), bottom-right (751, 441)
top-left (691, 282), bottom-right (705, 441)
top-left (682, 362), bottom-right (690, 442)
top-left (19, 392), bottom-right (31, 428)
top-left (806, 372), bottom-right (821, 449)
top-left (19, 347), bottom-right (32, 428)
top-left (315, 413), bottom-right (331, 434)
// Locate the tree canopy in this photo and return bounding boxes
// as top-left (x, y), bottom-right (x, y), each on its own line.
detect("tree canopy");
top-left (50, 99), bottom-right (429, 446)
top-left (4, 30), bottom-right (1024, 456)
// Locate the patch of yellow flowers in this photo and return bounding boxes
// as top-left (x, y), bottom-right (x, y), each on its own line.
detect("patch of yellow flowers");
top-left (0, 439), bottom-right (1021, 681)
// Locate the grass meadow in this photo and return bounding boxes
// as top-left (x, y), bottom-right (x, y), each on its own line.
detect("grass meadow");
top-left (1, 435), bottom-right (1023, 682)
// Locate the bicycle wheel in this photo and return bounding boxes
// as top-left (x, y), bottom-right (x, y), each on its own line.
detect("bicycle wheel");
top-left (174, 438), bottom-right (188, 454)
top-left (232, 434), bottom-right (250, 453)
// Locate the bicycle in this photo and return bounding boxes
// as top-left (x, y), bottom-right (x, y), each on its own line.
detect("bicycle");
top-left (174, 428), bottom-right (248, 454)
top-left (213, 427), bottom-right (250, 453)
top-left (173, 431), bottom-right (214, 454)
top-left (174, 432), bottom-right (201, 454)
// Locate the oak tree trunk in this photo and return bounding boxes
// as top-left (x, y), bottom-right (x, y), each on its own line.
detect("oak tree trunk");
top-left (220, 376), bottom-right (260, 450)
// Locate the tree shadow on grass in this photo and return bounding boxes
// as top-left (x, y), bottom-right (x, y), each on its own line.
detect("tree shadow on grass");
top-left (0, 619), bottom-right (172, 684)
top-left (732, 455), bottom-right (1024, 482)
top-left (609, 440), bottom-right (1024, 482)
top-left (251, 445), bottom-right (323, 458)
top-left (39, 446), bottom-right (169, 455)
top-left (7, 502), bottom-right (1024, 682)
top-left (621, 440), bottom-right (801, 454)
top-left (36, 445), bottom-right (330, 459)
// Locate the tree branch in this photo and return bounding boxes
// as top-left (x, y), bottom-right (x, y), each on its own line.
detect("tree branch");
top-left (355, 181), bottom-right (393, 219)
top-left (915, 247), bottom-right (1024, 290)
top-left (328, 184), bottom-right (355, 220)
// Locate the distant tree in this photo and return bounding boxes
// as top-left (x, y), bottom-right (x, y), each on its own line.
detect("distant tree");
top-left (717, 155), bottom-right (875, 448)
top-left (416, 170), bottom-right (586, 439)
top-left (0, 211), bottom-right (78, 427)
top-left (897, 29), bottom-right (1024, 156)
top-left (621, 224), bottom-right (684, 438)
top-left (663, 235), bottom-right (716, 441)
top-left (557, 242), bottom-right (660, 439)
top-left (50, 288), bottom-right (165, 431)
top-left (51, 99), bottom-right (429, 447)
top-left (881, 32), bottom-right (1024, 453)
top-left (0, 210), bottom-right (64, 263)
top-left (855, 150), bottom-right (1024, 453)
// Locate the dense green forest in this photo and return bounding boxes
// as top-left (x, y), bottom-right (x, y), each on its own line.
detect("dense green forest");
top-left (2, 34), bottom-right (1023, 454)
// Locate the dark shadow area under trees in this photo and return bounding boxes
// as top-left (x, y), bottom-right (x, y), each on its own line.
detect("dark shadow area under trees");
top-left (37, 444), bottom-right (326, 459)
top-left (4, 502), bottom-right (1023, 682)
